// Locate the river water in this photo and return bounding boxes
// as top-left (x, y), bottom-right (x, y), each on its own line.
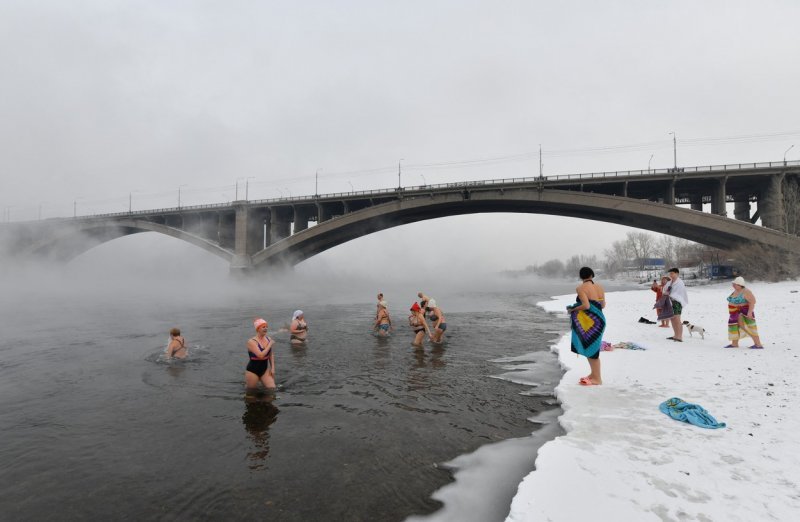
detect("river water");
top-left (0, 272), bottom-right (626, 521)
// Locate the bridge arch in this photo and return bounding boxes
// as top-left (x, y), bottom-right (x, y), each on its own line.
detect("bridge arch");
top-left (251, 188), bottom-right (800, 268)
top-left (23, 219), bottom-right (234, 264)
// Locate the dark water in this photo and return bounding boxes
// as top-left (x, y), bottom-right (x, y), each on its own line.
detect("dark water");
top-left (0, 283), bottom-right (590, 521)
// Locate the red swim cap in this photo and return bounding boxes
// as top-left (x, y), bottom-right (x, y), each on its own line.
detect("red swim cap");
top-left (410, 302), bottom-right (421, 311)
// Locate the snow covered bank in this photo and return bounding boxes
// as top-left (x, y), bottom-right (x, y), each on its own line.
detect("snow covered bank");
top-left (507, 280), bottom-right (800, 521)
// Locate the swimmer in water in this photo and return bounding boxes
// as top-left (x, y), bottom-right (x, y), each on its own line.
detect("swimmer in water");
top-left (290, 310), bottom-right (308, 345)
top-left (374, 301), bottom-right (392, 336)
top-left (167, 327), bottom-right (187, 359)
top-left (408, 302), bottom-right (431, 347)
top-left (426, 300), bottom-right (447, 344)
top-left (245, 318), bottom-right (276, 390)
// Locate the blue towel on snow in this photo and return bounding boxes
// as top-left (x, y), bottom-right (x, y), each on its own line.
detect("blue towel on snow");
top-left (659, 397), bottom-right (726, 429)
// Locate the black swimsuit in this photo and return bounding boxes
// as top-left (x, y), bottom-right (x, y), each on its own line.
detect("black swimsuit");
top-left (409, 314), bottom-right (424, 333)
top-left (246, 337), bottom-right (272, 377)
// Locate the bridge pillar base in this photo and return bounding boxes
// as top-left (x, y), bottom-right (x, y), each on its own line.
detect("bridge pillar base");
top-left (229, 254), bottom-right (253, 276)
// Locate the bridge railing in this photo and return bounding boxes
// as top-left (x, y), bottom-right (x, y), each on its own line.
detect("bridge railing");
top-left (16, 159), bottom-right (800, 222)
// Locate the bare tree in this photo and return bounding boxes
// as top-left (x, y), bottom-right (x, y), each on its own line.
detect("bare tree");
top-left (564, 254), bottom-right (599, 276)
top-left (603, 239), bottom-right (631, 276)
top-left (783, 175), bottom-right (800, 236)
top-left (655, 236), bottom-right (675, 266)
top-left (536, 258), bottom-right (565, 277)
top-left (626, 232), bottom-right (656, 269)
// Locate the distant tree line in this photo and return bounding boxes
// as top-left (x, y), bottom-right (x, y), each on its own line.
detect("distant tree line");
top-left (526, 230), bottom-right (799, 282)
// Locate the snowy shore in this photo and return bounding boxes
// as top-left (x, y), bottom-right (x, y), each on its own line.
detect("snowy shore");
top-left (506, 280), bottom-right (800, 521)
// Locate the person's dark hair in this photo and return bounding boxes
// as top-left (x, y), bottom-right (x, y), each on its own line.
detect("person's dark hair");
top-left (668, 267), bottom-right (680, 274)
top-left (579, 267), bottom-right (594, 280)
top-left (170, 327), bottom-right (180, 336)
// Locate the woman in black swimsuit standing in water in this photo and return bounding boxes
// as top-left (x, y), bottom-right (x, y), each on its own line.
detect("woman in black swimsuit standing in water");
top-left (408, 302), bottom-right (431, 347)
top-left (246, 318), bottom-right (276, 390)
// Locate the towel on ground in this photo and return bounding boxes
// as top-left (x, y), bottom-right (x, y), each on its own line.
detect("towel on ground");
top-left (612, 341), bottom-right (647, 350)
top-left (659, 397), bottom-right (726, 429)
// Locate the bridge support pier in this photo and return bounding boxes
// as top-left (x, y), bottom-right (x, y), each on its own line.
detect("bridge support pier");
top-left (690, 194), bottom-right (703, 212)
top-left (317, 202), bottom-right (332, 222)
top-left (760, 173), bottom-right (786, 231)
top-left (232, 204), bottom-right (253, 270)
top-left (247, 207), bottom-right (270, 254)
top-left (733, 193), bottom-right (751, 222)
top-left (218, 211), bottom-right (236, 249)
top-left (293, 206), bottom-right (311, 232)
top-left (711, 177), bottom-right (727, 216)
top-left (270, 207), bottom-right (292, 244)
top-left (665, 180), bottom-right (676, 205)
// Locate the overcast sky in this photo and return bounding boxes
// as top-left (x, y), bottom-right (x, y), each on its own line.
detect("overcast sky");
top-left (1, 1), bottom-right (799, 278)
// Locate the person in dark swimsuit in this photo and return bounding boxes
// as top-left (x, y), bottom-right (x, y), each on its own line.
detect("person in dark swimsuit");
top-left (167, 327), bottom-right (187, 359)
top-left (246, 318), bottom-right (276, 390)
top-left (290, 310), bottom-right (308, 345)
top-left (408, 302), bottom-right (431, 347)
top-left (426, 300), bottom-right (447, 343)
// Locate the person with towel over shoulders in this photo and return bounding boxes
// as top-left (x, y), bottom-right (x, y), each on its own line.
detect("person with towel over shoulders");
top-left (663, 267), bottom-right (688, 342)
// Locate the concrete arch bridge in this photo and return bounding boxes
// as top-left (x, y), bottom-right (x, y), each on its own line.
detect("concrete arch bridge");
top-left (2, 161), bottom-right (799, 273)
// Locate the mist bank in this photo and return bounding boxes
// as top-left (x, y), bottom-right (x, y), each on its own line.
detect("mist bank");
top-left (0, 232), bottom-right (591, 316)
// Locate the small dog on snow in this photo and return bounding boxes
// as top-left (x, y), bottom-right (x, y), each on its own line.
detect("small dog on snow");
top-left (682, 321), bottom-right (706, 339)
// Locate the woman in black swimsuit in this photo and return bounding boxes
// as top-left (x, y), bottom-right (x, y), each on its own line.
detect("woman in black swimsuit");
top-left (246, 318), bottom-right (276, 390)
top-left (408, 302), bottom-right (431, 347)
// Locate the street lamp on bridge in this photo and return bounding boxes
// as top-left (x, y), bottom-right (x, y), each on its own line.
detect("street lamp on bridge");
top-left (648, 154), bottom-right (654, 173)
top-left (398, 158), bottom-right (404, 189)
top-left (128, 191), bottom-right (140, 214)
top-left (668, 132), bottom-right (677, 170)
top-left (316, 169), bottom-right (322, 197)
top-left (245, 177), bottom-right (255, 201)
top-left (178, 184), bottom-right (188, 209)
top-left (785, 145), bottom-right (795, 165)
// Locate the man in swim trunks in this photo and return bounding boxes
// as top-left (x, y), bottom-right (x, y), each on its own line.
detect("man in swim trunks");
top-left (246, 318), bottom-right (276, 390)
